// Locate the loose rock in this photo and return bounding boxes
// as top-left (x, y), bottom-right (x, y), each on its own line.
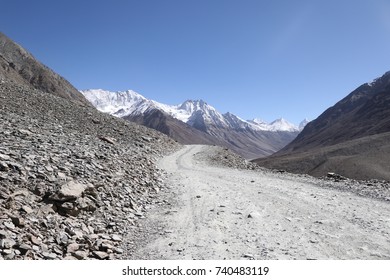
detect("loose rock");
top-left (0, 79), bottom-right (180, 260)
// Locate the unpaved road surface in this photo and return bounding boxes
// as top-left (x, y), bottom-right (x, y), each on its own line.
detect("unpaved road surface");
top-left (134, 145), bottom-right (390, 259)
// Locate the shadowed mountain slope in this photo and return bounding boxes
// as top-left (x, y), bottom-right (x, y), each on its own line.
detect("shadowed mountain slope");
top-left (254, 71), bottom-right (390, 180)
top-left (0, 32), bottom-right (89, 105)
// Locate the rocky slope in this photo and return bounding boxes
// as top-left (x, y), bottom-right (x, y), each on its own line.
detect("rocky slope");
top-left (0, 79), bottom-right (180, 260)
top-left (254, 71), bottom-right (390, 180)
top-left (0, 32), bottom-right (89, 105)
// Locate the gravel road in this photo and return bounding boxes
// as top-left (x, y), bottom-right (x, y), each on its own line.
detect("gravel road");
top-left (135, 145), bottom-right (390, 260)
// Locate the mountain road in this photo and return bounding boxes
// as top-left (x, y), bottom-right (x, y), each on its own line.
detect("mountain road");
top-left (134, 145), bottom-right (390, 259)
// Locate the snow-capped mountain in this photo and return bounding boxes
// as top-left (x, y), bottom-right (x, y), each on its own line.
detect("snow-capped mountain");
top-left (81, 90), bottom-right (227, 126)
top-left (81, 89), bottom-right (305, 132)
top-left (299, 118), bottom-right (310, 131)
top-left (248, 118), bottom-right (300, 132)
top-left (81, 89), bottom-right (305, 158)
top-left (81, 89), bottom-right (155, 117)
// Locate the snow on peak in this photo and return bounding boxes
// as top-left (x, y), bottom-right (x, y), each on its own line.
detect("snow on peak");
top-left (269, 118), bottom-right (298, 132)
top-left (250, 118), bottom-right (268, 125)
top-left (247, 117), bottom-right (301, 132)
top-left (299, 118), bottom-right (310, 130)
top-left (80, 89), bottom-right (152, 117)
top-left (178, 100), bottom-right (228, 127)
top-left (178, 100), bottom-right (212, 115)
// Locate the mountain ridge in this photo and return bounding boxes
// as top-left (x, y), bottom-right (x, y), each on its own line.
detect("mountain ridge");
top-left (81, 88), bottom-right (306, 132)
top-left (81, 89), bottom-right (305, 158)
top-left (0, 32), bottom-right (89, 105)
top-left (254, 70), bottom-right (390, 180)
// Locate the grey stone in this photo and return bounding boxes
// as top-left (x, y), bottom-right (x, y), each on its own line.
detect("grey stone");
top-left (100, 242), bottom-right (114, 251)
top-left (0, 154), bottom-right (11, 161)
top-left (17, 243), bottom-right (32, 255)
top-left (21, 205), bottom-right (33, 214)
top-left (0, 161), bottom-right (9, 171)
top-left (4, 221), bottom-right (15, 230)
top-left (141, 136), bottom-right (152, 142)
top-left (99, 136), bottom-right (116, 145)
top-left (93, 251), bottom-right (109, 260)
top-left (66, 243), bottom-right (79, 253)
top-left (57, 172), bottom-right (67, 180)
top-left (114, 248), bottom-right (124, 254)
top-left (243, 253), bottom-right (254, 259)
top-left (54, 181), bottom-right (86, 201)
top-left (247, 211), bottom-right (261, 219)
top-left (76, 197), bottom-right (97, 212)
top-left (30, 236), bottom-right (41, 246)
top-left (42, 252), bottom-right (58, 260)
top-left (11, 216), bottom-right (25, 227)
top-left (64, 255), bottom-right (78, 260)
top-left (0, 230), bottom-right (7, 238)
top-left (111, 234), bottom-right (122, 242)
top-left (18, 129), bottom-right (33, 136)
top-left (56, 232), bottom-right (69, 245)
top-left (72, 250), bottom-right (88, 260)
top-left (2, 249), bottom-right (13, 255)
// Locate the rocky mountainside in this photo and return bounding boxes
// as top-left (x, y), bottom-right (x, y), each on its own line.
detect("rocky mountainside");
top-left (82, 89), bottom-right (303, 158)
top-left (0, 79), bottom-right (180, 260)
top-left (254, 71), bottom-right (390, 180)
top-left (279, 71), bottom-right (390, 153)
top-left (0, 32), bottom-right (89, 105)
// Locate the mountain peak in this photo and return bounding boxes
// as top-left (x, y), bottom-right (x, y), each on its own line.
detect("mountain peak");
top-left (299, 118), bottom-right (310, 130)
top-left (80, 89), bottom-right (151, 117)
top-left (179, 99), bottom-right (209, 112)
top-left (269, 118), bottom-right (299, 132)
top-left (186, 99), bottom-right (207, 104)
top-left (248, 117), bottom-right (300, 132)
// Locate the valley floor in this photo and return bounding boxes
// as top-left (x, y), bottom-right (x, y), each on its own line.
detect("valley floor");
top-left (131, 145), bottom-right (390, 260)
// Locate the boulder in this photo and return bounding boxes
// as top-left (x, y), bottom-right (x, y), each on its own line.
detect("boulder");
top-left (50, 181), bottom-right (87, 202)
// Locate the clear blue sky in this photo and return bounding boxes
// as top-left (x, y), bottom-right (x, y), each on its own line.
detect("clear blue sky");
top-left (2, 0), bottom-right (390, 124)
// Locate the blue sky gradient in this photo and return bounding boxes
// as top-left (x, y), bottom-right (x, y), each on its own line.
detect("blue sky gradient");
top-left (2, 0), bottom-right (390, 124)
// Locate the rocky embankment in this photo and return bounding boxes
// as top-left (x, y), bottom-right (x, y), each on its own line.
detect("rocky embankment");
top-left (0, 80), bottom-right (180, 260)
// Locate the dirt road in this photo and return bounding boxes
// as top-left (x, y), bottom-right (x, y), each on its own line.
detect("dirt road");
top-left (135, 145), bottom-right (390, 259)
